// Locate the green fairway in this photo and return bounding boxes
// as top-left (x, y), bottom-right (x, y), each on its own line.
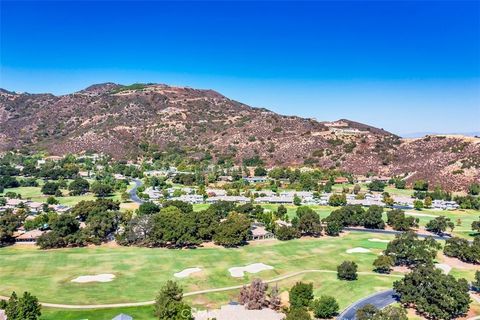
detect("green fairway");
top-left (1, 182), bottom-right (135, 207)
top-left (1, 232), bottom-right (398, 306)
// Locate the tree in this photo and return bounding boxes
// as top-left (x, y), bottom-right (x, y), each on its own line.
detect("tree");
top-left (426, 216), bottom-right (454, 235)
top-left (353, 184), bottom-right (361, 194)
top-left (289, 282), bottom-right (314, 309)
top-left (213, 212), bottom-right (251, 247)
top-left (373, 255), bottom-right (394, 274)
top-left (328, 193), bottom-right (347, 206)
top-left (311, 295), bottom-right (339, 319)
top-left (90, 182), bottom-right (113, 197)
top-left (386, 209), bottom-right (418, 231)
top-left (138, 202), bottom-right (161, 215)
top-left (154, 281), bottom-right (193, 320)
top-left (384, 231), bottom-right (440, 267)
top-left (368, 180), bottom-right (385, 192)
top-left (424, 196), bottom-right (432, 208)
top-left (254, 167), bottom-right (267, 176)
top-left (298, 209), bottom-right (322, 236)
top-left (472, 217), bottom-right (480, 233)
top-left (5, 291), bottom-right (41, 320)
top-left (444, 236), bottom-right (480, 264)
top-left (413, 179), bottom-right (429, 191)
top-left (285, 307), bottom-right (311, 320)
top-left (268, 284), bottom-right (281, 310)
top-left (68, 177), bottom-right (90, 195)
top-left (394, 266), bottom-right (471, 320)
top-left (357, 304), bottom-right (407, 320)
top-left (473, 270), bottom-right (480, 290)
top-left (325, 220), bottom-right (342, 236)
top-left (0, 210), bottom-right (23, 245)
top-left (50, 214), bottom-right (79, 237)
top-left (362, 205), bottom-right (385, 229)
top-left (293, 195), bottom-right (302, 206)
top-left (238, 279), bottom-right (268, 310)
top-left (413, 199), bottom-right (424, 210)
top-left (356, 304), bottom-right (378, 320)
top-left (276, 205), bottom-right (287, 219)
top-left (468, 183), bottom-right (480, 195)
top-left (41, 182), bottom-right (59, 195)
top-left (275, 225), bottom-right (300, 241)
top-left (337, 261), bottom-right (358, 280)
top-left (395, 179), bottom-right (406, 189)
top-left (46, 196), bottom-right (59, 205)
top-left (374, 306), bottom-right (408, 320)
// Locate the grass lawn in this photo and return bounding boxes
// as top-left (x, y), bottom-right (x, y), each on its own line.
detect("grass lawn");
top-left (1, 232), bottom-right (399, 306)
top-left (0, 182), bottom-right (136, 208)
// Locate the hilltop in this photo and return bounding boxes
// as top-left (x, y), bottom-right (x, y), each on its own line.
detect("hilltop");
top-left (0, 83), bottom-right (479, 190)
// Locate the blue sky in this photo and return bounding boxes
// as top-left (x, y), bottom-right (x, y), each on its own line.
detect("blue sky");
top-left (1, 1), bottom-right (479, 136)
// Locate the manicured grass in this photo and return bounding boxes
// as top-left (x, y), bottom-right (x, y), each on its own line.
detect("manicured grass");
top-left (40, 306), bottom-right (155, 320)
top-left (1, 232), bottom-right (398, 306)
top-left (1, 182), bottom-right (136, 208)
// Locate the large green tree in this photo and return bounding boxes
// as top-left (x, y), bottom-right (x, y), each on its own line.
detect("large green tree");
top-left (384, 231), bottom-right (440, 267)
top-left (394, 266), bottom-right (471, 319)
top-left (5, 291), bottom-right (41, 320)
top-left (289, 282), bottom-right (314, 309)
top-left (213, 212), bottom-right (251, 247)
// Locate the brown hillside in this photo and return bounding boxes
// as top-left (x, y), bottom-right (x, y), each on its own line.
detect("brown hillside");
top-left (0, 83), bottom-right (478, 191)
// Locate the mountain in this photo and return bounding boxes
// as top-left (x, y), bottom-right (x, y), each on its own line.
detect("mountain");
top-left (1, 83), bottom-right (479, 191)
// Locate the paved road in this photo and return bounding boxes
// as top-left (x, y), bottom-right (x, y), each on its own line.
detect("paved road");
top-left (128, 178), bottom-right (145, 204)
top-left (337, 289), bottom-right (398, 320)
top-left (0, 270), bottom-right (401, 309)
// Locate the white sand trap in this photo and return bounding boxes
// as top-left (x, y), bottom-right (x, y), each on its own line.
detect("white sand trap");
top-left (368, 238), bottom-right (390, 243)
top-left (346, 247), bottom-right (371, 253)
top-left (71, 274), bottom-right (115, 283)
top-left (228, 263), bottom-right (274, 278)
top-left (435, 263), bottom-right (452, 274)
top-left (174, 267), bottom-right (202, 278)
top-left (405, 212), bottom-right (438, 218)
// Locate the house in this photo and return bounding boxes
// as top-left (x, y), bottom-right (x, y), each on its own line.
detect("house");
top-left (6, 198), bottom-right (26, 207)
top-left (432, 200), bottom-right (459, 210)
top-left (27, 201), bottom-right (44, 213)
top-left (251, 224), bottom-right (274, 240)
top-left (114, 173), bottom-right (126, 180)
top-left (334, 177), bottom-right (349, 184)
top-left (218, 175), bottom-right (233, 182)
top-left (206, 188), bottom-right (227, 197)
top-left (15, 229), bottom-right (47, 243)
top-left (206, 196), bottom-right (250, 203)
top-left (112, 314), bottom-right (133, 320)
top-left (254, 196), bottom-right (293, 204)
top-left (170, 194), bottom-right (204, 204)
top-left (52, 204), bottom-right (72, 214)
top-left (243, 176), bottom-right (268, 183)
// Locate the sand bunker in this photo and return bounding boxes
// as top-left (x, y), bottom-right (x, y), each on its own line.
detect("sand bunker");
top-left (434, 263), bottom-right (452, 274)
top-left (229, 263), bottom-right (274, 277)
top-left (174, 267), bottom-right (202, 278)
top-left (368, 238), bottom-right (390, 243)
top-left (405, 212), bottom-right (438, 218)
top-left (71, 274), bottom-right (115, 283)
top-left (346, 247), bottom-right (371, 253)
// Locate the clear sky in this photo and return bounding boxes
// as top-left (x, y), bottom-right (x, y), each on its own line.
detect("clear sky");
top-left (1, 1), bottom-right (479, 136)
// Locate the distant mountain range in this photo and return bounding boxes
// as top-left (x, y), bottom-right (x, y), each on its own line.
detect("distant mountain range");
top-left (0, 83), bottom-right (479, 191)
top-left (402, 132), bottom-right (480, 138)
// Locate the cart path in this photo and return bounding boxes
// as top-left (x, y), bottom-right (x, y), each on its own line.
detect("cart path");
top-left (0, 270), bottom-right (402, 309)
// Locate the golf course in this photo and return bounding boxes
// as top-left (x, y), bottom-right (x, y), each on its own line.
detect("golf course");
top-left (1, 230), bottom-right (479, 319)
